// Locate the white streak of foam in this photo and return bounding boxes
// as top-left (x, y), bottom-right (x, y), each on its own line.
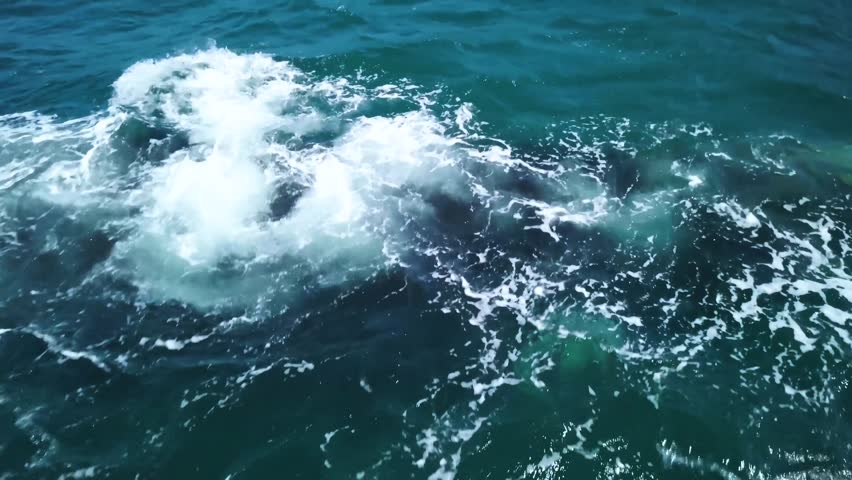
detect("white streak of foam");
top-left (506, 195), bottom-right (609, 241)
top-left (152, 334), bottom-right (211, 351)
top-left (27, 330), bottom-right (110, 372)
top-left (58, 466), bottom-right (98, 480)
top-left (713, 201), bottom-right (761, 232)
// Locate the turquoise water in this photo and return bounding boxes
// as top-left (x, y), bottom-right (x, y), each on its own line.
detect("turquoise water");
top-left (1, 1), bottom-right (851, 478)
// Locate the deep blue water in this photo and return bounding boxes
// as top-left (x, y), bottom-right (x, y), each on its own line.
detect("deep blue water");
top-left (1, 1), bottom-right (851, 479)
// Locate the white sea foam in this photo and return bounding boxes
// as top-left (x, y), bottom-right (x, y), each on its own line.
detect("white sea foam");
top-left (0, 48), bottom-right (490, 307)
top-left (714, 200), bottom-right (761, 232)
top-left (116, 51), bottom-right (490, 307)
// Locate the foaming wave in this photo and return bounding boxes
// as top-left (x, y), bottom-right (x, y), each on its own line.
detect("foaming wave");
top-left (1, 48), bottom-right (487, 308)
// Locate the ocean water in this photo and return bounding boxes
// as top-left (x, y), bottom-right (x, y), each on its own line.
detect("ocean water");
top-left (1, 0), bottom-right (851, 478)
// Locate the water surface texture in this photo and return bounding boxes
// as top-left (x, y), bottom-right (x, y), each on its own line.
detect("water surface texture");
top-left (1, 1), bottom-right (851, 479)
